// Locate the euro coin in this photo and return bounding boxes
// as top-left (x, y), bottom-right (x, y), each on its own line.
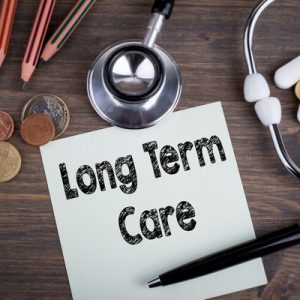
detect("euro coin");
top-left (0, 142), bottom-right (22, 183)
top-left (0, 111), bottom-right (14, 141)
top-left (21, 94), bottom-right (70, 139)
top-left (21, 114), bottom-right (55, 146)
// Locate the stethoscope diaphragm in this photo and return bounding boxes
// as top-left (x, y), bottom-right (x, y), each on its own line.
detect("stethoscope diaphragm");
top-left (87, 0), bottom-right (181, 129)
top-left (87, 41), bottom-right (181, 129)
top-left (104, 45), bottom-right (164, 103)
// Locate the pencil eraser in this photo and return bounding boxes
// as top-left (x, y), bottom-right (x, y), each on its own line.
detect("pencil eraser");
top-left (275, 56), bottom-right (300, 89)
top-left (255, 97), bottom-right (282, 126)
top-left (244, 73), bottom-right (270, 103)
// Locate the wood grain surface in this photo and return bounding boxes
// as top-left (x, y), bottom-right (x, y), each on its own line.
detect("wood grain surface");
top-left (0, 0), bottom-right (300, 299)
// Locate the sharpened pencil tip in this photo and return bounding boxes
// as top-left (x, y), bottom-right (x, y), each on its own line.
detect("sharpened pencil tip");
top-left (0, 56), bottom-right (4, 67)
top-left (21, 80), bottom-right (27, 92)
top-left (37, 58), bottom-right (45, 68)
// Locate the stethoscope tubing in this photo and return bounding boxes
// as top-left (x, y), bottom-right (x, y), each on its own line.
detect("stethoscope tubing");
top-left (244, 0), bottom-right (276, 74)
top-left (244, 0), bottom-right (300, 179)
top-left (269, 124), bottom-right (300, 179)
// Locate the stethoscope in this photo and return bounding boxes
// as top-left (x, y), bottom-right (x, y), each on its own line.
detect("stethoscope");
top-left (87, 0), bottom-right (181, 129)
top-left (244, 0), bottom-right (300, 179)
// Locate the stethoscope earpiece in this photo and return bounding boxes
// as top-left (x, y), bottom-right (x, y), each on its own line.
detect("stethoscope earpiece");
top-left (254, 97), bottom-right (281, 127)
top-left (87, 0), bottom-right (181, 129)
top-left (244, 73), bottom-right (270, 103)
top-left (244, 0), bottom-right (300, 179)
top-left (244, 73), bottom-right (281, 126)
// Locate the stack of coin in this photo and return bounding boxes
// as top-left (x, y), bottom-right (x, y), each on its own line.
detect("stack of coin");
top-left (21, 94), bottom-right (70, 146)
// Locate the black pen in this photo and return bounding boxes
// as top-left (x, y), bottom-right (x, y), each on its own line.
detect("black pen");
top-left (148, 224), bottom-right (300, 288)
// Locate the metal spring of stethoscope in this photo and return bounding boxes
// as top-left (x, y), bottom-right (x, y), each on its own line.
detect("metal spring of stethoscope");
top-left (244, 0), bottom-right (300, 179)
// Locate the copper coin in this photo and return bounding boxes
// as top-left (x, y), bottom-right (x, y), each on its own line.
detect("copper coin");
top-left (0, 111), bottom-right (14, 141)
top-left (295, 81), bottom-right (300, 101)
top-left (21, 113), bottom-right (55, 146)
top-left (21, 94), bottom-right (70, 139)
top-left (0, 142), bottom-right (22, 183)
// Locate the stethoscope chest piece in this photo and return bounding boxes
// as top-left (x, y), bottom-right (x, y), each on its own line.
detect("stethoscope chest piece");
top-left (87, 0), bottom-right (181, 129)
top-left (88, 41), bottom-right (181, 129)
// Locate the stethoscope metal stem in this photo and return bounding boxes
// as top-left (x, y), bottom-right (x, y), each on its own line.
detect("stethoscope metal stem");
top-left (244, 0), bottom-right (300, 180)
top-left (269, 125), bottom-right (300, 179)
top-left (143, 13), bottom-right (165, 48)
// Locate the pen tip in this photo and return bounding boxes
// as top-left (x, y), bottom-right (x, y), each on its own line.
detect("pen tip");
top-left (148, 277), bottom-right (162, 288)
top-left (37, 58), bottom-right (45, 68)
top-left (21, 80), bottom-right (27, 92)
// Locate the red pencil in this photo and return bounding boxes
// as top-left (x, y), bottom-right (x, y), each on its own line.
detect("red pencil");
top-left (0, 0), bottom-right (17, 67)
top-left (21, 0), bottom-right (56, 90)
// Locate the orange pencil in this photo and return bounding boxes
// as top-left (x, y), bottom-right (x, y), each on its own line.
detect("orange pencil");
top-left (21, 0), bottom-right (56, 91)
top-left (0, 0), bottom-right (17, 67)
top-left (40, 0), bottom-right (95, 65)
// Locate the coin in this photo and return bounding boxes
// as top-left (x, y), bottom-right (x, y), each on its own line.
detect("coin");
top-left (21, 114), bottom-right (55, 146)
top-left (0, 111), bottom-right (14, 141)
top-left (21, 94), bottom-right (70, 139)
top-left (0, 142), bottom-right (22, 183)
top-left (295, 81), bottom-right (300, 101)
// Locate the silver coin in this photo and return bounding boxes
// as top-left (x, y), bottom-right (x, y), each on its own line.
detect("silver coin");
top-left (21, 94), bottom-right (70, 139)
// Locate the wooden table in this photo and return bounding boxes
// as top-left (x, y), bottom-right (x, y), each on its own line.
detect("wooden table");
top-left (1, 0), bottom-right (300, 299)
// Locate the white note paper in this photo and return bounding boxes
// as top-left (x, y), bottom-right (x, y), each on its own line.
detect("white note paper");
top-left (40, 102), bottom-right (267, 300)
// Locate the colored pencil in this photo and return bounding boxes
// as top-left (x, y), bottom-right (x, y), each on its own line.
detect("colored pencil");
top-left (0, 0), bottom-right (17, 67)
top-left (39, 0), bottom-right (95, 66)
top-left (21, 0), bottom-right (56, 91)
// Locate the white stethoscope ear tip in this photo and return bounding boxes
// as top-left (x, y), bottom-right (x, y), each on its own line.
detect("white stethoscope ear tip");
top-left (244, 73), bottom-right (270, 103)
top-left (297, 105), bottom-right (300, 123)
top-left (255, 97), bottom-right (282, 127)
